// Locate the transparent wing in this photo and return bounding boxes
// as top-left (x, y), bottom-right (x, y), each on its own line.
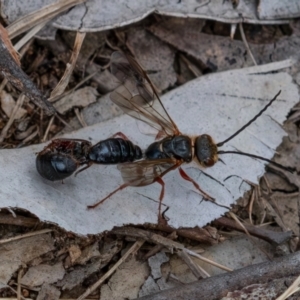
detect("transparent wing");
top-left (110, 51), bottom-right (180, 137)
top-left (117, 158), bottom-right (181, 187)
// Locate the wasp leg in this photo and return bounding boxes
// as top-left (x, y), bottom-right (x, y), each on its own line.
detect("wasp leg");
top-left (111, 131), bottom-right (130, 140)
top-left (154, 177), bottom-right (166, 224)
top-left (74, 162), bottom-right (93, 177)
top-left (87, 182), bottom-right (130, 209)
top-left (178, 167), bottom-right (215, 203)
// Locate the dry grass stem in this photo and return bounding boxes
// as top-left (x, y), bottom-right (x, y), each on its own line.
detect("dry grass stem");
top-left (42, 115), bottom-right (55, 142)
top-left (51, 31), bottom-right (87, 98)
top-left (0, 229), bottom-right (52, 245)
top-left (13, 21), bottom-right (48, 52)
top-left (0, 94), bottom-right (25, 143)
top-left (177, 249), bottom-right (210, 278)
top-left (75, 108), bottom-right (87, 127)
top-left (113, 227), bottom-right (232, 272)
top-left (7, 0), bottom-right (87, 39)
top-left (276, 275), bottom-right (300, 300)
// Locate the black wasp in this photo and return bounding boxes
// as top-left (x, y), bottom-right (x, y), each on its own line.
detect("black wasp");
top-left (87, 51), bottom-right (289, 222)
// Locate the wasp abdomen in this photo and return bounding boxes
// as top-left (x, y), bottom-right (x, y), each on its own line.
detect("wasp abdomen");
top-left (88, 138), bottom-right (142, 164)
top-left (36, 151), bottom-right (78, 181)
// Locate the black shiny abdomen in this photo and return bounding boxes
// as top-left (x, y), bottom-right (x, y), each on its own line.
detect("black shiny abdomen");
top-left (36, 152), bottom-right (78, 181)
top-left (146, 135), bottom-right (192, 162)
top-left (88, 138), bottom-right (142, 164)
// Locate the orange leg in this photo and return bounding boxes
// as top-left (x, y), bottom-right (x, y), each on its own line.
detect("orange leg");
top-left (155, 177), bottom-right (166, 223)
top-left (178, 167), bottom-right (215, 203)
top-left (74, 161), bottom-right (93, 177)
top-left (111, 131), bottom-right (130, 140)
top-left (87, 182), bottom-right (130, 209)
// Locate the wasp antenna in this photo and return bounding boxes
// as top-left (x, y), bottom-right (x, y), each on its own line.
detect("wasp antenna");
top-left (218, 150), bottom-right (293, 173)
top-left (217, 90), bottom-right (281, 147)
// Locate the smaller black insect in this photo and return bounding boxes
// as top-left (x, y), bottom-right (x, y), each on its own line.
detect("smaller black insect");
top-left (36, 135), bottom-right (142, 181)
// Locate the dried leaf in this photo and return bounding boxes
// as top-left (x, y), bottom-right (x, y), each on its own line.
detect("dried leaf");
top-left (21, 262), bottom-right (65, 287)
top-left (0, 234), bottom-right (55, 288)
top-left (1, 90), bottom-right (26, 119)
top-left (53, 87), bottom-right (98, 114)
top-left (0, 60), bottom-right (297, 235)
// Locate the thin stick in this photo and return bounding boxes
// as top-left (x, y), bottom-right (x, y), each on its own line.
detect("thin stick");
top-left (217, 90), bottom-right (281, 147)
top-left (76, 240), bottom-right (144, 300)
top-left (112, 227), bottom-right (232, 272)
top-left (177, 249), bottom-right (210, 279)
top-left (42, 115), bottom-right (55, 142)
top-left (0, 229), bottom-right (52, 244)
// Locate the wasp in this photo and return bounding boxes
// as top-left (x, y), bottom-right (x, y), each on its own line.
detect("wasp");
top-left (86, 51), bottom-right (286, 220)
top-left (36, 135), bottom-right (142, 181)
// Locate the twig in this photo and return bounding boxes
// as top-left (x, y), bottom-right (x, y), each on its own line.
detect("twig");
top-left (177, 249), bottom-right (210, 279)
top-left (0, 228), bottom-right (52, 244)
top-left (77, 240), bottom-right (144, 300)
top-left (137, 252), bottom-right (300, 300)
top-left (112, 227), bottom-right (231, 272)
top-left (143, 231), bottom-right (177, 260)
top-left (0, 213), bottom-right (39, 227)
top-left (214, 217), bottom-right (292, 245)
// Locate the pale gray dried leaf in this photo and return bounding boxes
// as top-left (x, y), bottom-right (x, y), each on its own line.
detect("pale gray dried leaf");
top-left (270, 192), bottom-right (299, 235)
top-left (139, 276), bottom-right (160, 298)
top-left (36, 284), bottom-right (61, 300)
top-left (148, 252), bottom-right (169, 280)
top-left (57, 240), bottom-right (122, 290)
top-left (100, 256), bottom-right (149, 300)
top-left (58, 258), bottom-right (102, 291)
top-left (258, 0), bottom-right (300, 19)
top-left (21, 262), bottom-right (65, 287)
top-left (0, 234), bottom-right (54, 286)
top-left (53, 86), bottom-right (98, 114)
top-left (1, 90), bottom-right (26, 119)
top-left (62, 93), bottom-right (123, 133)
top-left (199, 235), bottom-right (273, 276)
top-left (127, 27), bottom-right (176, 91)
top-left (139, 252), bottom-right (170, 297)
top-left (0, 60), bottom-right (297, 235)
top-left (0, 0), bottom-right (290, 41)
top-left (150, 19), bottom-right (300, 74)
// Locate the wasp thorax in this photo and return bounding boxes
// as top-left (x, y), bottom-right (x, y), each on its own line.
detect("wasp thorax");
top-left (195, 134), bottom-right (218, 167)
